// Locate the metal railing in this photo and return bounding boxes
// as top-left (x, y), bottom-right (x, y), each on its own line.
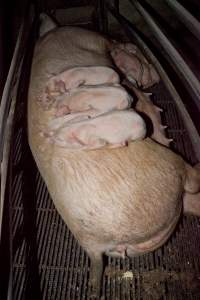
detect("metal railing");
top-left (165, 0), bottom-right (200, 41)
top-left (129, 0), bottom-right (200, 110)
top-left (0, 5), bottom-right (35, 300)
top-left (101, 0), bottom-right (200, 160)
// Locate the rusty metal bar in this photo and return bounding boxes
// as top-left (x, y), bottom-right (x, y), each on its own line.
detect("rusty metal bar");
top-left (106, 2), bottom-right (200, 161)
top-left (129, 0), bottom-right (200, 111)
top-left (165, 0), bottom-right (200, 41)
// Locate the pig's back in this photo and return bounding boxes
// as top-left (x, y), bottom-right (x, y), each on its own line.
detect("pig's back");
top-left (32, 26), bottom-right (112, 81)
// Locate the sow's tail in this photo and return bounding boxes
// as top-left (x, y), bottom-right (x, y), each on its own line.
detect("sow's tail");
top-left (183, 163), bottom-right (200, 216)
top-left (39, 13), bottom-right (58, 37)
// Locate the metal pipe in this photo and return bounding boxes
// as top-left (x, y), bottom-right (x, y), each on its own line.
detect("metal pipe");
top-left (129, 0), bottom-right (200, 110)
top-left (0, 7), bottom-right (35, 300)
top-left (106, 2), bottom-right (200, 160)
top-left (97, 0), bottom-right (108, 33)
top-left (0, 19), bottom-right (29, 161)
top-left (0, 6), bottom-right (32, 238)
top-left (114, 0), bottom-right (119, 13)
top-left (0, 1), bottom-right (34, 253)
top-left (165, 0), bottom-right (200, 41)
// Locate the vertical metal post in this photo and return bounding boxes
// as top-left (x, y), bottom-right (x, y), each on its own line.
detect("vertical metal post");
top-left (97, 0), bottom-right (108, 33)
top-left (114, 0), bottom-right (119, 13)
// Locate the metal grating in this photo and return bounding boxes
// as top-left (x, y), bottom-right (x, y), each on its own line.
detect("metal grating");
top-left (10, 75), bottom-right (200, 299)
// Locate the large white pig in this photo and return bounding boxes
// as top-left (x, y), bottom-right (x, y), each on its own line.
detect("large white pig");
top-left (28, 15), bottom-right (200, 297)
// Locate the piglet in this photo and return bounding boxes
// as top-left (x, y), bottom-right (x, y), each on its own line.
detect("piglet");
top-left (47, 110), bottom-right (146, 149)
top-left (45, 66), bottom-right (120, 96)
top-left (53, 84), bottom-right (133, 117)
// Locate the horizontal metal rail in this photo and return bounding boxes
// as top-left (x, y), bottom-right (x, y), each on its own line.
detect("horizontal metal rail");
top-left (129, 0), bottom-right (200, 111)
top-left (106, 1), bottom-right (200, 161)
top-left (165, 0), bottom-right (200, 41)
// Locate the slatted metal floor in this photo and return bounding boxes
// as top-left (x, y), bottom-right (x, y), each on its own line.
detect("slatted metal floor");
top-left (10, 71), bottom-right (200, 299)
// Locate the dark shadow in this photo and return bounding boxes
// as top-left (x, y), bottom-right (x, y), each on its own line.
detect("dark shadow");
top-left (19, 18), bottom-right (42, 300)
top-left (12, 16), bottom-right (42, 300)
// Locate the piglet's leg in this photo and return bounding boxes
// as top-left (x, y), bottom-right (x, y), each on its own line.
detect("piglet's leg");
top-left (52, 124), bottom-right (98, 149)
top-left (108, 141), bottom-right (128, 149)
top-left (85, 139), bottom-right (107, 150)
top-left (48, 110), bottom-right (97, 132)
top-left (123, 79), bottom-right (172, 147)
top-left (76, 127), bottom-right (107, 150)
top-left (61, 123), bottom-right (107, 150)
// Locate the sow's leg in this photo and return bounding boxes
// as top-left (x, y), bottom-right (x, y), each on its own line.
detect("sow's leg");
top-left (88, 252), bottom-right (104, 299)
top-left (183, 163), bottom-right (200, 216)
top-left (183, 192), bottom-right (200, 216)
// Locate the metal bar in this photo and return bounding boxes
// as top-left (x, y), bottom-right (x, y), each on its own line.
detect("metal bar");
top-left (0, 6), bottom-right (35, 300)
top-left (97, 0), bottom-right (108, 33)
top-left (106, 2), bottom-right (200, 161)
top-left (129, 0), bottom-right (200, 111)
top-left (165, 0), bottom-right (200, 41)
top-left (0, 3), bottom-right (35, 238)
top-left (114, 0), bottom-right (119, 13)
top-left (0, 15), bottom-right (30, 163)
top-left (101, 0), bottom-right (109, 33)
top-left (0, 38), bottom-right (23, 300)
top-left (0, 5), bottom-right (35, 238)
top-left (0, 34), bottom-right (24, 239)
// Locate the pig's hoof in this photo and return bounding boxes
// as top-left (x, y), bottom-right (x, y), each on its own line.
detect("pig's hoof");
top-left (88, 278), bottom-right (101, 299)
